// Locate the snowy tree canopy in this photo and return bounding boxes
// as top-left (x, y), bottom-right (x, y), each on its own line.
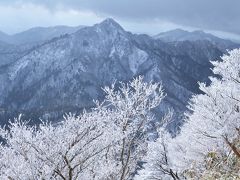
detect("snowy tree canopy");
top-left (0, 76), bottom-right (165, 180)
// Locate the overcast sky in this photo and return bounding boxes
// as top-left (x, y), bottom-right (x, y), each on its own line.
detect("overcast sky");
top-left (0, 0), bottom-right (239, 41)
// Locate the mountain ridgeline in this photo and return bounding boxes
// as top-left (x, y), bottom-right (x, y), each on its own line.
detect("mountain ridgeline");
top-left (0, 19), bottom-right (238, 131)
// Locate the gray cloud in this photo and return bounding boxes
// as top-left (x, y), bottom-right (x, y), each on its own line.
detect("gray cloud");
top-left (0, 0), bottom-right (239, 36)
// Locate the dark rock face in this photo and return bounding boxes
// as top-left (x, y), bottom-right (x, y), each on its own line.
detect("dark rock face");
top-left (0, 19), bottom-right (238, 131)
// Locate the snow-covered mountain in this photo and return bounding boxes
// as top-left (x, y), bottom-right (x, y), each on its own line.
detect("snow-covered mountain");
top-left (0, 25), bottom-right (85, 46)
top-left (0, 19), bottom-right (238, 131)
top-left (0, 25), bottom-right (85, 74)
top-left (0, 41), bottom-right (30, 68)
top-left (10, 25), bottom-right (85, 45)
top-left (154, 29), bottom-right (238, 50)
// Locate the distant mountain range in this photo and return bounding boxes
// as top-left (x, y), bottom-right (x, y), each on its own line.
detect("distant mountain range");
top-left (0, 25), bottom-right (85, 45)
top-left (0, 19), bottom-right (239, 131)
top-left (154, 29), bottom-right (237, 50)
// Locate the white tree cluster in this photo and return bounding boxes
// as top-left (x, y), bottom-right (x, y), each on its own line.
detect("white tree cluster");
top-left (139, 49), bottom-right (240, 179)
top-left (0, 76), bottom-right (165, 180)
top-left (1, 49), bottom-right (240, 179)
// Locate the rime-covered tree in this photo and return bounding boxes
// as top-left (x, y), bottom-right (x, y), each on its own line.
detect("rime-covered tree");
top-left (171, 49), bottom-right (240, 178)
top-left (0, 76), bottom-right (165, 180)
top-left (0, 111), bottom-right (118, 179)
top-left (103, 77), bottom-right (165, 179)
top-left (138, 49), bottom-right (240, 179)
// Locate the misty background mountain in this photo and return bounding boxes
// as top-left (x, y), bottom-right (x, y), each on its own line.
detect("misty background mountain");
top-left (0, 18), bottom-right (239, 132)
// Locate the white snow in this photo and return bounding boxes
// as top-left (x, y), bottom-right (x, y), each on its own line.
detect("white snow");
top-left (109, 46), bottom-right (125, 59)
top-left (9, 58), bottom-right (29, 80)
top-left (128, 48), bottom-right (148, 74)
top-left (109, 46), bottom-right (116, 57)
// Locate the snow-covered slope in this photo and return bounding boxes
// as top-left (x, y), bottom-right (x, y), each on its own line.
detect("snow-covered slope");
top-left (0, 19), bottom-right (238, 131)
top-left (0, 41), bottom-right (30, 68)
top-left (0, 25), bottom-right (85, 74)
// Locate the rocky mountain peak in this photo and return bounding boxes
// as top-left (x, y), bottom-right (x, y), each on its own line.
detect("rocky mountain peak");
top-left (94, 18), bottom-right (125, 33)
